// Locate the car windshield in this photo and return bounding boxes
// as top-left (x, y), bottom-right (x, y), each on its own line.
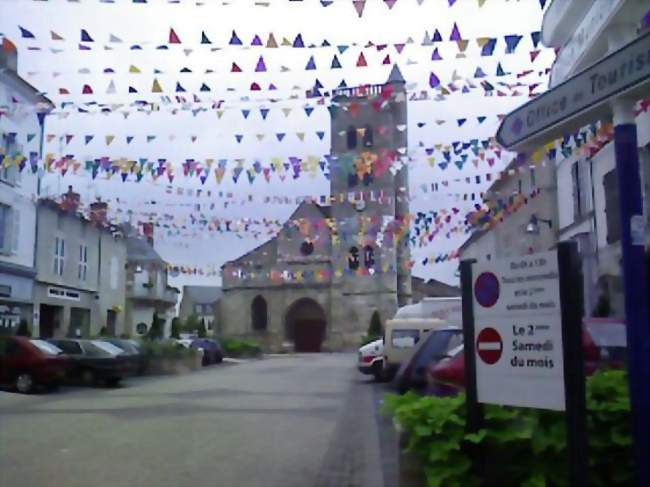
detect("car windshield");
top-left (89, 341), bottom-right (125, 356)
top-left (30, 340), bottom-right (63, 356)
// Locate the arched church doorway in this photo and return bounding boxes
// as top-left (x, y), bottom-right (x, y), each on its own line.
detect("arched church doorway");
top-left (285, 298), bottom-right (326, 353)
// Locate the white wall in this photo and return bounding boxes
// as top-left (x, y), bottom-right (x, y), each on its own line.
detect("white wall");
top-left (0, 80), bottom-right (41, 270)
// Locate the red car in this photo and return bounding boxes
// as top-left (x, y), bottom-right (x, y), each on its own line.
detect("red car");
top-left (0, 337), bottom-right (69, 393)
top-left (427, 319), bottom-right (627, 395)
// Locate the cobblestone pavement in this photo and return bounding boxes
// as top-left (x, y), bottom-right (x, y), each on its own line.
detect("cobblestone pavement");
top-left (0, 353), bottom-right (394, 487)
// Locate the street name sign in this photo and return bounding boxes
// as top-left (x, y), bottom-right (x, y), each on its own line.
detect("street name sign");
top-left (497, 32), bottom-right (650, 151)
top-left (472, 251), bottom-right (565, 410)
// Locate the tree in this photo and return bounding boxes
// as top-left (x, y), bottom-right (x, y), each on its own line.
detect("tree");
top-left (16, 319), bottom-right (31, 337)
top-left (99, 326), bottom-right (108, 337)
top-left (197, 318), bottom-right (207, 338)
top-left (184, 313), bottom-right (200, 334)
top-left (368, 310), bottom-right (383, 338)
top-left (148, 311), bottom-right (164, 340)
top-left (170, 317), bottom-right (181, 339)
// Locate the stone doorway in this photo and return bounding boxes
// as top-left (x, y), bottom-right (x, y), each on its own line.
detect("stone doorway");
top-left (285, 298), bottom-right (326, 353)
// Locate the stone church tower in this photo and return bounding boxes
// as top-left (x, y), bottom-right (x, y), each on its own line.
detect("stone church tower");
top-left (219, 66), bottom-right (411, 352)
top-left (327, 65), bottom-right (412, 347)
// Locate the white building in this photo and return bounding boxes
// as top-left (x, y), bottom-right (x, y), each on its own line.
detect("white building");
top-left (0, 38), bottom-right (51, 334)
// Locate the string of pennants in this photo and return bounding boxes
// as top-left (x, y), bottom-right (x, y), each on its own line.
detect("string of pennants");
top-left (15, 25), bottom-right (545, 54)
top-left (19, 0), bottom-right (550, 15)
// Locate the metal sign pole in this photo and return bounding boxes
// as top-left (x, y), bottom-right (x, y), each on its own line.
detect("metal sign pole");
top-left (460, 259), bottom-right (484, 477)
top-left (557, 241), bottom-right (588, 487)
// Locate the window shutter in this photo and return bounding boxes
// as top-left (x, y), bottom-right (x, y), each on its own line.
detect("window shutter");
top-left (3, 207), bottom-right (13, 254)
top-left (11, 208), bottom-right (19, 253)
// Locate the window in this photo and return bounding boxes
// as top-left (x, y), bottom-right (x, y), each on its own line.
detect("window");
top-left (52, 340), bottom-right (82, 355)
top-left (517, 179), bottom-right (523, 194)
top-left (603, 169), bottom-right (620, 244)
top-left (300, 240), bottom-right (314, 256)
top-left (78, 245), bottom-right (88, 281)
top-left (362, 124), bottom-right (374, 148)
top-left (1, 133), bottom-right (18, 185)
top-left (363, 245), bottom-right (375, 268)
top-left (346, 125), bottom-right (357, 150)
top-left (348, 246), bottom-right (360, 270)
top-left (530, 168), bottom-right (536, 188)
top-left (391, 329), bottom-right (420, 348)
top-left (0, 204), bottom-right (10, 253)
top-left (572, 161), bottom-right (589, 220)
top-left (251, 295), bottom-right (268, 331)
top-left (54, 237), bottom-right (65, 276)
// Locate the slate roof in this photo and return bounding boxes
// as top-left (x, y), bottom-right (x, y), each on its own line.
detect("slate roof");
top-left (126, 237), bottom-right (166, 264)
top-left (182, 286), bottom-right (223, 304)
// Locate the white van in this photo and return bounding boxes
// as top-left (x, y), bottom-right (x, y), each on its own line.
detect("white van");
top-left (382, 298), bottom-right (461, 380)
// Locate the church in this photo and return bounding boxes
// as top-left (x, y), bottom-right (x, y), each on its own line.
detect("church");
top-left (219, 66), bottom-right (412, 352)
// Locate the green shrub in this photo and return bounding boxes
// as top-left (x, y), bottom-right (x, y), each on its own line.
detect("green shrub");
top-left (170, 318), bottom-right (181, 339)
top-left (197, 318), bottom-right (207, 338)
top-left (383, 370), bottom-right (632, 487)
top-left (220, 337), bottom-right (262, 357)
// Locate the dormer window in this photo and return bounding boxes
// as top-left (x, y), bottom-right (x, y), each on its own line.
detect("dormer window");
top-left (364, 245), bottom-right (375, 268)
top-left (348, 246), bottom-right (360, 270)
top-left (300, 240), bottom-right (314, 256)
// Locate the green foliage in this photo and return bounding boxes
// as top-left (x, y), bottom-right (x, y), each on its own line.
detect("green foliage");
top-left (147, 312), bottom-right (164, 340)
top-left (98, 326), bottom-right (108, 337)
top-left (197, 318), bottom-right (207, 338)
top-left (170, 317), bottom-right (181, 339)
top-left (368, 310), bottom-right (383, 337)
top-left (184, 313), bottom-right (200, 333)
top-left (383, 370), bottom-right (632, 487)
top-left (15, 319), bottom-right (31, 337)
top-left (220, 337), bottom-right (262, 357)
top-left (140, 340), bottom-right (200, 361)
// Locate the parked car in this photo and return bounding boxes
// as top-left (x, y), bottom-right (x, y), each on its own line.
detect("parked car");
top-left (48, 339), bottom-right (130, 387)
top-left (0, 337), bottom-right (69, 394)
top-left (100, 338), bottom-right (146, 376)
top-left (357, 338), bottom-right (384, 380)
top-left (191, 338), bottom-right (224, 365)
top-left (427, 319), bottom-right (627, 395)
top-left (393, 327), bottom-right (463, 394)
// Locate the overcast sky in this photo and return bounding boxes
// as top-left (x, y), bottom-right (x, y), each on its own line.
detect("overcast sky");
top-left (0, 0), bottom-right (554, 289)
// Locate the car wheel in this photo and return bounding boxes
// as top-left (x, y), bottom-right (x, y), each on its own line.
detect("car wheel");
top-left (105, 377), bottom-right (121, 388)
top-left (372, 362), bottom-right (385, 382)
top-left (81, 369), bottom-right (95, 386)
top-left (15, 373), bottom-right (34, 394)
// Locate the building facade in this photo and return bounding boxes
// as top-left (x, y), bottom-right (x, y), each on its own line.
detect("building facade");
top-left (124, 225), bottom-right (178, 338)
top-left (33, 193), bottom-right (128, 338)
top-left (459, 157), bottom-right (559, 262)
top-left (178, 285), bottom-right (222, 332)
top-left (0, 38), bottom-right (51, 335)
top-left (220, 66), bottom-right (412, 352)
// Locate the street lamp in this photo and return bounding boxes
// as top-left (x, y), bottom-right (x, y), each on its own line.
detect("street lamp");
top-left (526, 214), bottom-right (553, 235)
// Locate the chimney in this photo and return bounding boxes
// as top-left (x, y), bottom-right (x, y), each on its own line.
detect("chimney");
top-left (0, 38), bottom-right (18, 72)
top-left (60, 185), bottom-right (80, 214)
top-left (141, 222), bottom-right (154, 247)
top-left (89, 200), bottom-right (109, 226)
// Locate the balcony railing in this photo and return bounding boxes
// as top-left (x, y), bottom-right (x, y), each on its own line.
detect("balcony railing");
top-left (332, 83), bottom-right (385, 99)
top-left (127, 283), bottom-right (178, 304)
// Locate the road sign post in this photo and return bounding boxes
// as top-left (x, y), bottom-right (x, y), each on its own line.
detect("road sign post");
top-left (557, 242), bottom-right (588, 487)
top-left (465, 248), bottom-right (587, 484)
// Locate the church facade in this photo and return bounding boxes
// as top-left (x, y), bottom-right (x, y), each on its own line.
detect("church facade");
top-left (219, 66), bottom-right (412, 352)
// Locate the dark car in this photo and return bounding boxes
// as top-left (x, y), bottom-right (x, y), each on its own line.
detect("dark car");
top-left (100, 338), bottom-right (145, 376)
top-left (393, 327), bottom-right (463, 394)
top-left (191, 338), bottom-right (224, 365)
top-left (0, 337), bottom-right (69, 393)
top-left (427, 319), bottom-right (627, 396)
top-left (48, 339), bottom-right (130, 387)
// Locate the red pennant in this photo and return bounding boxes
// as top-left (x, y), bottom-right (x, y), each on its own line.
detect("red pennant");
top-left (529, 50), bottom-right (541, 62)
top-left (231, 62), bottom-right (242, 73)
top-left (382, 54), bottom-right (391, 65)
top-left (356, 52), bottom-right (367, 67)
top-left (169, 28), bottom-right (181, 44)
top-left (82, 84), bottom-right (93, 94)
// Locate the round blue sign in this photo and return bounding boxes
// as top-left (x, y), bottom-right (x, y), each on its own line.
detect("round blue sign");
top-left (474, 272), bottom-right (500, 308)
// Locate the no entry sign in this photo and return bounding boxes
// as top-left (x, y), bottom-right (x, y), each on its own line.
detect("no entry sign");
top-left (476, 327), bottom-right (503, 365)
top-left (470, 251), bottom-right (566, 411)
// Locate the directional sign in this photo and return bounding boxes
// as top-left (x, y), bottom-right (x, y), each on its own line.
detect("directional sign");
top-left (497, 32), bottom-right (650, 151)
top-left (472, 251), bottom-right (565, 411)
